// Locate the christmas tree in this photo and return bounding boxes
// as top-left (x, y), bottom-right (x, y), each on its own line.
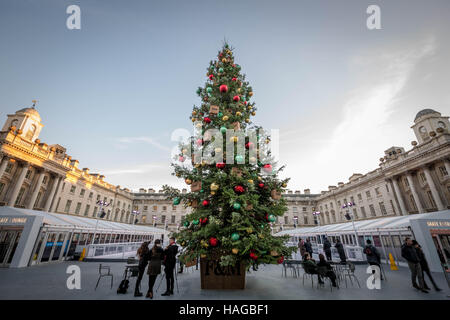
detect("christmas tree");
top-left (163, 42), bottom-right (296, 271)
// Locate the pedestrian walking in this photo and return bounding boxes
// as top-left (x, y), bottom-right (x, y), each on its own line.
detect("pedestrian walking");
top-left (412, 240), bottom-right (441, 291)
top-left (335, 239), bottom-right (346, 263)
top-left (364, 239), bottom-right (383, 280)
top-left (401, 237), bottom-right (428, 293)
top-left (323, 238), bottom-right (332, 261)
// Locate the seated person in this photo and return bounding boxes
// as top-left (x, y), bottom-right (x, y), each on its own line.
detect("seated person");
top-left (303, 253), bottom-right (323, 284)
top-left (317, 254), bottom-right (337, 287)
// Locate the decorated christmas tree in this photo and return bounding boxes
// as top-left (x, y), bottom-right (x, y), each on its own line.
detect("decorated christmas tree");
top-left (163, 42), bottom-right (296, 274)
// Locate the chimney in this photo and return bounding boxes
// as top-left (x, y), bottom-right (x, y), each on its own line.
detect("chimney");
top-left (70, 159), bottom-right (79, 169)
top-left (295, 190), bottom-right (301, 194)
top-left (304, 189), bottom-right (310, 194)
top-left (83, 168), bottom-right (90, 174)
top-left (139, 188), bottom-right (146, 193)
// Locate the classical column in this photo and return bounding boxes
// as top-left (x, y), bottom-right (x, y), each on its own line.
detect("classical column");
top-left (26, 169), bottom-right (46, 209)
top-left (44, 175), bottom-right (60, 212)
top-left (406, 172), bottom-right (425, 213)
top-left (391, 177), bottom-right (408, 215)
top-left (423, 166), bottom-right (446, 210)
top-left (7, 162), bottom-right (29, 206)
top-left (49, 175), bottom-right (64, 212)
top-left (0, 156), bottom-right (9, 179)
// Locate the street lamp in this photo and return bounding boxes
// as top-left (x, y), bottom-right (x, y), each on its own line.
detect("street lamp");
top-left (342, 202), bottom-right (359, 245)
top-left (293, 216), bottom-right (298, 228)
top-left (152, 215), bottom-right (157, 227)
top-left (131, 209), bottom-right (140, 225)
top-left (91, 200), bottom-right (111, 246)
top-left (312, 211), bottom-right (321, 226)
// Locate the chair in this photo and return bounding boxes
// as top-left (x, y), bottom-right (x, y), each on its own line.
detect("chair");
top-left (95, 264), bottom-right (113, 290)
top-left (342, 262), bottom-right (360, 288)
top-left (301, 263), bottom-right (316, 288)
top-left (282, 260), bottom-right (298, 278)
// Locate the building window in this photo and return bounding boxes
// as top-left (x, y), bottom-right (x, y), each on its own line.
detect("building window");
top-left (34, 191), bottom-right (42, 208)
top-left (369, 204), bottom-right (376, 217)
top-left (43, 176), bottom-right (48, 184)
top-left (419, 172), bottom-right (427, 183)
top-left (0, 182), bottom-right (5, 198)
top-left (438, 166), bottom-right (448, 177)
top-left (330, 202), bottom-right (333, 208)
top-left (64, 200), bottom-right (72, 213)
top-left (293, 207), bottom-right (298, 213)
top-left (84, 205), bottom-right (90, 216)
top-left (25, 169), bottom-right (32, 180)
top-left (375, 187), bottom-right (380, 196)
top-left (404, 177), bottom-right (409, 187)
top-left (409, 195), bottom-right (417, 211)
top-left (360, 207), bottom-right (367, 218)
top-left (426, 191), bottom-right (437, 208)
top-left (304, 216), bottom-right (308, 224)
top-left (88, 192), bottom-right (93, 199)
top-left (171, 215), bottom-right (176, 223)
top-left (80, 189), bottom-right (85, 197)
top-left (302, 207), bottom-right (307, 212)
top-left (386, 184), bottom-right (390, 193)
top-left (325, 204), bottom-right (328, 210)
top-left (337, 201), bottom-right (341, 207)
top-left (161, 215), bottom-right (166, 223)
top-left (353, 208), bottom-right (358, 219)
top-left (162, 206), bottom-right (167, 211)
top-left (379, 202), bottom-right (387, 215)
top-left (390, 200), bottom-right (396, 214)
top-left (142, 216), bottom-right (147, 224)
top-left (366, 191), bottom-right (371, 199)
top-left (75, 202), bottom-right (82, 214)
top-left (96, 194), bottom-right (101, 201)
top-left (25, 124), bottom-right (36, 140)
top-left (70, 186), bottom-right (76, 194)
top-left (357, 194), bottom-right (362, 201)
top-left (5, 162), bottom-right (13, 173)
top-left (284, 216), bottom-right (289, 224)
top-left (93, 206), bottom-right (98, 217)
top-left (350, 196), bottom-right (355, 203)
top-left (153, 205), bottom-right (157, 211)
top-left (15, 187), bottom-right (26, 206)
top-left (143, 206), bottom-right (148, 211)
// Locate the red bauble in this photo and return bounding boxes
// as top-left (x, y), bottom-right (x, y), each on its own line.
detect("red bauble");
top-left (245, 142), bottom-right (253, 149)
top-left (232, 64), bottom-right (236, 68)
top-left (263, 164), bottom-right (272, 172)
top-left (232, 77), bottom-right (237, 81)
top-left (202, 200), bottom-right (210, 207)
top-left (244, 101), bottom-right (248, 105)
top-left (277, 256), bottom-right (284, 264)
top-left (234, 185), bottom-right (245, 194)
top-left (208, 74), bottom-right (214, 80)
top-left (204, 117), bottom-right (211, 124)
top-left (219, 85), bottom-right (228, 93)
top-left (233, 95), bottom-right (240, 102)
top-left (216, 162), bottom-right (225, 169)
top-left (179, 156), bottom-right (185, 162)
top-left (209, 237), bottom-right (218, 247)
top-left (258, 183), bottom-right (265, 188)
top-left (196, 139), bottom-right (203, 146)
top-left (200, 217), bottom-right (208, 225)
top-left (249, 252), bottom-right (258, 260)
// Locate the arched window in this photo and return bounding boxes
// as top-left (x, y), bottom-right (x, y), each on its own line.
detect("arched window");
top-left (10, 119), bottom-right (18, 128)
top-left (26, 124), bottom-right (36, 140)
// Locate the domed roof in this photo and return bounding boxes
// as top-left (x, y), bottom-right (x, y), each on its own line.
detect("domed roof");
top-left (414, 109), bottom-right (440, 121)
top-left (16, 107), bottom-right (41, 121)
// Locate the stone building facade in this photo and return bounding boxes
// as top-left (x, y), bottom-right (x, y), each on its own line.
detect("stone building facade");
top-left (1, 106), bottom-right (449, 233)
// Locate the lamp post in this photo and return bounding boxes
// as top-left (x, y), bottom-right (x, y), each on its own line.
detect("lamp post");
top-left (312, 211), bottom-right (321, 226)
top-left (152, 215), bottom-right (157, 227)
top-left (342, 202), bottom-right (359, 245)
top-left (293, 216), bottom-right (298, 228)
top-left (131, 209), bottom-right (140, 225)
top-left (91, 200), bottom-right (110, 246)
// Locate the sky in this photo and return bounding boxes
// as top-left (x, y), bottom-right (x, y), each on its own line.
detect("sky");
top-left (1, 0), bottom-right (449, 193)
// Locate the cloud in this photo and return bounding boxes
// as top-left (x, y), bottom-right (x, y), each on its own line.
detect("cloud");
top-left (116, 136), bottom-right (171, 152)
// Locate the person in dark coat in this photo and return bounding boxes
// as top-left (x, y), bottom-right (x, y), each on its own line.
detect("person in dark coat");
top-left (162, 236), bottom-right (179, 296)
top-left (364, 239), bottom-right (383, 280)
top-left (401, 237), bottom-right (427, 293)
top-left (305, 239), bottom-right (313, 258)
top-left (146, 239), bottom-right (164, 299)
top-left (335, 239), bottom-right (346, 263)
top-left (412, 240), bottom-right (441, 291)
top-left (323, 238), bottom-right (332, 261)
top-left (134, 241), bottom-right (149, 297)
top-left (303, 253), bottom-right (323, 284)
top-left (298, 238), bottom-right (307, 258)
top-left (317, 253), bottom-right (337, 287)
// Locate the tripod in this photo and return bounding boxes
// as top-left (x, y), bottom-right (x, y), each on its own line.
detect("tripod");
top-left (156, 263), bottom-right (179, 294)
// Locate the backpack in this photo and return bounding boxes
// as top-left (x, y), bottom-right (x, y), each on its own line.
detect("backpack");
top-left (365, 246), bottom-right (373, 256)
top-left (117, 279), bottom-right (129, 294)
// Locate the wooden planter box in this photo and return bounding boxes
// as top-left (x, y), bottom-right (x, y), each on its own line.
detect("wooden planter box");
top-left (200, 258), bottom-right (246, 289)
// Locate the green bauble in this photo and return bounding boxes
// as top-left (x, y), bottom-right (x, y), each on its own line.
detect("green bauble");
top-left (173, 197), bottom-right (180, 205)
top-left (196, 88), bottom-right (201, 94)
top-left (231, 233), bottom-right (240, 241)
top-left (219, 67), bottom-right (224, 73)
top-left (268, 214), bottom-right (276, 222)
top-left (220, 126), bottom-right (227, 134)
top-left (218, 112), bottom-right (223, 117)
top-left (235, 155), bottom-right (244, 162)
top-left (260, 224), bottom-right (265, 229)
top-left (236, 64), bottom-right (241, 69)
top-left (233, 202), bottom-right (241, 210)
top-left (192, 219), bottom-right (199, 225)
top-left (206, 87), bottom-right (213, 93)
top-left (200, 189), bottom-right (204, 193)
top-left (183, 221), bottom-right (190, 227)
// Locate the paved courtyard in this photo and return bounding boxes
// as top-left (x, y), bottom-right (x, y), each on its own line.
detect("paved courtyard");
top-left (0, 261), bottom-right (449, 300)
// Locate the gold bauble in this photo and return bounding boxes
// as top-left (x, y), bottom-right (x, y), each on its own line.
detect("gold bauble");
top-left (222, 115), bottom-right (229, 121)
top-left (247, 105), bottom-right (252, 110)
top-left (195, 123), bottom-right (202, 128)
top-left (245, 118), bottom-right (250, 123)
top-left (192, 111), bottom-right (197, 116)
top-left (187, 201), bottom-right (192, 206)
top-left (214, 147), bottom-right (222, 153)
top-left (258, 234), bottom-right (264, 239)
top-left (246, 228), bottom-right (253, 234)
top-left (236, 112), bottom-right (242, 117)
top-left (251, 112), bottom-right (256, 116)
top-left (248, 179), bottom-right (254, 184)
top-left (185, 179), bottom-right (192, 185)
top-left (195, 164), bottom-right (201, 168)
top-left (237, 88), bottom-right (241, 93)
top-left (265, 139), bottom-right (270, 144)
top-left (176, 173), bottom-right (181, 177)
top-left (222, 58), bottom-right (227, 63)
top-left (191, 118), bottom-right (196, 122)
top-left (232, 248), bottom-right (239, 255)
top-left (249, 91), bottom-right (253, 97)
top-left (230, 136), bottom-right (238, 143)
top-left (210, 183), bottom-right (219, 191)
top-left (210, 191), bottom-right (216, 195)
top-left (282, 182), bottom-right (287, 188)
top-left (182, 148), bottom-right (188, 154)
top-left (270, 250), bottom-right (278, 257)
top-left (201, 254), bottom-right (207, 258)
top-left (257, 176), bottom-right (262, 181)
